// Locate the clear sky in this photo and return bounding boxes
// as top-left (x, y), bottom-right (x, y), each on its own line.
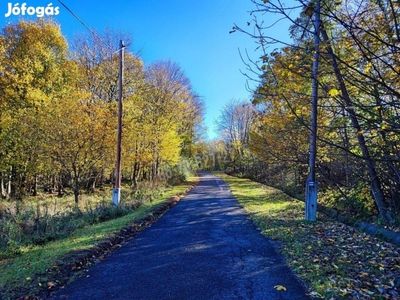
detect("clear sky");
top-left (1, 0), bottom-right (293, 140)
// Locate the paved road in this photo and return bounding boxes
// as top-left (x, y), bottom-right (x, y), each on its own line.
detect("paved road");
top-left (53, 172), bottom-right (310, 300)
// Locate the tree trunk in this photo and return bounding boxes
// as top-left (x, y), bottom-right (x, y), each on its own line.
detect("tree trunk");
top-left (32, 174), bottom-right (38, 196)
top-left (57, 174), bottom-right (64, 197)
top-left (72, 169), bottom-right (80, 204)
top-left (132, 162), bottom-right (140, 190)
top-left (320, 26), bottom-right (392, 221)
top-left (50, 174), bottom-right (54, 193)
top-left (73, 189), bottom-right (79, 204)
top-left (1, 173), bottom-right (7, 198)
top-left (7, 166), bottom-right (12, 197)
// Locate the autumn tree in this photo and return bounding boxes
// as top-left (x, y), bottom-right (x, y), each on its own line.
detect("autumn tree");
top-left (206, 140), bottom-right (230, 171)
top-left (319, 0), bottom-right (400, 221)
top-left (233, 0), bottom-right (400, 221)
top-left (215, 99), bottom-right (256, 173)
top-left (140, 61), bottom-right (201, 182)
top-left (42, 89), bottom-right (116, 203)
top-left (0, 19), bottom-right (73, 198)
top-left (70, 30), bottom-right (146, 194)
top-left (249, 45), bottom-right (317, 193)
top-left (71, 29), bottom-right (144, 104)
top-left (0, 20), bottom-right (205, 202)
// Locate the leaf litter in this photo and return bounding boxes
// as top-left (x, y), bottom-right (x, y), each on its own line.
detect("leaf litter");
top-left (221, 174), bottom-right (400, 300)
top-left (280, 218), bottom-right (399, 299)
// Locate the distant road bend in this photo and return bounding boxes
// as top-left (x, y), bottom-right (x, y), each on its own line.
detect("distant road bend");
top-left (53, 172), bottom-right (310, 300)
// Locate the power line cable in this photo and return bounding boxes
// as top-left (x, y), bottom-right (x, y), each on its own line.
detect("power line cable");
top-left (57, 0), bottom-right (118, 52)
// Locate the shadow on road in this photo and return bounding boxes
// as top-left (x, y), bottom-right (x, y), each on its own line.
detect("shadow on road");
top-left (52, 172), bottom-right (310, 300)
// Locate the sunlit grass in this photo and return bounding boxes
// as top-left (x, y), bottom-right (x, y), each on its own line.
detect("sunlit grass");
top-left (216, 172), bottom-right (306, 240)
top-left (214, 172), bottom-right (399, 299)
top-left (1, 211), bottom-right (146, 285)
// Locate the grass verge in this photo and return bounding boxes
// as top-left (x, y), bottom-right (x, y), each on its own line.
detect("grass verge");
top-left (215, 172), bottom-right (399, 299)
top-left (0, 178), bottom-right (198, 299)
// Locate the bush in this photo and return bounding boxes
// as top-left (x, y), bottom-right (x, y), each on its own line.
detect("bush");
top-left (0, 218), bottom-right (23, 256)
top-left (166, 158), bottom-right (196, 186)
top-left (131, 186), bottom-right (163, 204)
top-left (320, 184), bottom-right (377, 220)
top-left (0, 179), bottom-right (180, 258)
top-left (0, 197), bottom-right (136, 257)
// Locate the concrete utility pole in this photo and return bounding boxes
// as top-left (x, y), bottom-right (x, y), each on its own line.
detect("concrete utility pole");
top-left (305, 0), bottom-right (321, 221)
top-left (112, 40), bottom-right (125, 205)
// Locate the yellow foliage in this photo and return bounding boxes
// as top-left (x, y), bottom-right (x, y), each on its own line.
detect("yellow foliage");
top-left (0, 20), bottom-right (203, 189)
top-left (328, 88), bottom-right (340, 97)
top-left (364, 62), bottom-right (373, 74)
top-left (0, 19), bottom-right (69, 109)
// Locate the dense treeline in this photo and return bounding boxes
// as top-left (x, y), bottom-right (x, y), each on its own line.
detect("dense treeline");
top-left (212, 0), bottom-right (400, 223)
top-left (0, 19), bottom-right (205, 203)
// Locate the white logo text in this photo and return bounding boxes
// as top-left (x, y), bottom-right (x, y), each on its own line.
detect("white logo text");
top-left (5, 3), bottom-right (60, 18)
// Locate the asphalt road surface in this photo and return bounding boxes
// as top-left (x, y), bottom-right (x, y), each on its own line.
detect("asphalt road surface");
top-left (52, 172), bottom-right (310, 300)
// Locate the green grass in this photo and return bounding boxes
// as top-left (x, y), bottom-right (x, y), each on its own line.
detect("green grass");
top-left (3, 174), bottom-right (398, 299)
top-left (0, 178), bottom-right (198, 299)
top-left (215, 172), bottom-right (400, 299)
top-left (217, 173), bottom-right (305, 236)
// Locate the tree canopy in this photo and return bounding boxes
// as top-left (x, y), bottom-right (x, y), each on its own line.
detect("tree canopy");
top-left (0, 19), bottom-right (205, 202)
top-left (221, 0), bottom-right (400, 222)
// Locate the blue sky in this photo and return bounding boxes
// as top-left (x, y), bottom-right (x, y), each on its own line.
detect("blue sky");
top-left (2, 0), bottom-right (294, 140)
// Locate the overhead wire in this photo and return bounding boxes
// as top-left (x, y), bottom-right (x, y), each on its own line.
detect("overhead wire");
top-left (57, 0), bottom-right (119, 53)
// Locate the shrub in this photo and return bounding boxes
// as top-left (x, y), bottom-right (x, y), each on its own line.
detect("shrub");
top-left (0, 197), bottom-right (135, 257)
top-left (131, 187), bottom-right (163, 204)
top-left (320, 184), bottom-right (377, 220)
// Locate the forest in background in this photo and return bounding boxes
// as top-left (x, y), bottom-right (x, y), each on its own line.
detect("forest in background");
top-left (0, 2), bottom-right (399, 298)
top-left (1, 0), bottom-right (400, 257)
top-left (0, 19), bottom-right (205, 203)
top-left (0, 19), bottom-right (206, 255)
top-left (208, 0), bottom-right (400, 225)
